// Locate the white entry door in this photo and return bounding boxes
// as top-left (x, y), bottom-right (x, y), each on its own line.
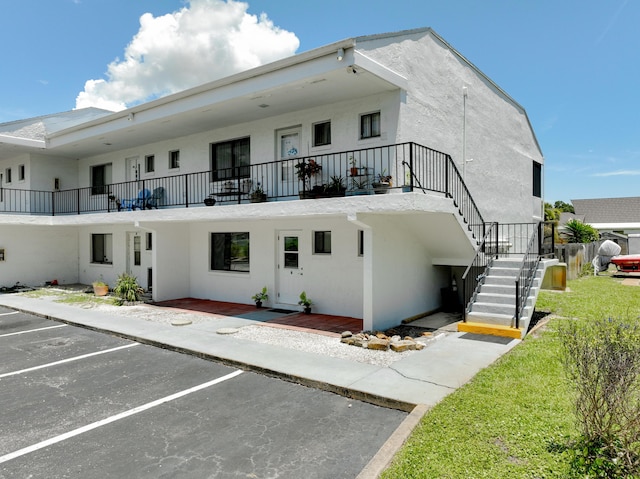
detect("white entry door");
top-left (277, 231), bottom-right (304, 305)
top-left (126, 156), bottom-right (140, 183)
top-left (276, 127), bottom-right (301, 197)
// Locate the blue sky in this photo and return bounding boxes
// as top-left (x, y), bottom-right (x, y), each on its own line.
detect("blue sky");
top-left (1, 0), bottom-right (637, 204)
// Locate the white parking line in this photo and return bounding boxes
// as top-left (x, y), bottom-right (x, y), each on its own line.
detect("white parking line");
top-left (0, 369), bottom-right (244, 464)
top-left (0, 343), bottom-right (139, 379)
top-left (0, 311), bottom-right (19, 316)
top-left (0, 324), bottom-right (67, 338)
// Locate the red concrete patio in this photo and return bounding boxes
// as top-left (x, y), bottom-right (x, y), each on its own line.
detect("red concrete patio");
top-left (153, 298), bottom-right (363, 336)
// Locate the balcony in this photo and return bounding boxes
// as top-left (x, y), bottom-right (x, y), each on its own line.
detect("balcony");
top-left (0, 142), bottom-right (483, 238)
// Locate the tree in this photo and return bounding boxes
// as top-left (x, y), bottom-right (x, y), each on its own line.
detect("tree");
top-left (545, 202), bottom-right (560, 221)
top-left (554, 200), bottom-right (575, 213)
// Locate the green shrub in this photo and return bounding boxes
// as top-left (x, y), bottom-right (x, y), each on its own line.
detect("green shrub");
top-left (558, 317), bottom-right (640, 477)
top-left (563, 219), bottom-right (599, 243)
top-left (113, 273), bottom-right (143, 303)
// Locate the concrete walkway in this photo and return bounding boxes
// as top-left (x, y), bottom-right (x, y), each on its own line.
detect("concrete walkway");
top-left (0, 293), bottom-right (520, 412)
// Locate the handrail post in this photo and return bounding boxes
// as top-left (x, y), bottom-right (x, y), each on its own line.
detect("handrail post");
top-left (77, 189), bottom-right (80, 215)
top-left (514, 278), bottom-right (520, 329)
top-left (445, 157), bottom-right (449, 198)
top-left (409, 143), bottom-right (414, 191)
top-left (185, 174), bottom-right (189, 207)
top-left (51, 191), bottom-right (55, 216)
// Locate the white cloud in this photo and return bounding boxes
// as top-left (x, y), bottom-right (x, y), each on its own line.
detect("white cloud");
top-left (75, 0), bottom-right (299, 111)
top-left (592, 170), bottom-right (640, 177)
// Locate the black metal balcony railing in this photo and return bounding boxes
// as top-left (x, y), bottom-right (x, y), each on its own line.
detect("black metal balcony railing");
top-left (0, 142), bottom-right (483, 236)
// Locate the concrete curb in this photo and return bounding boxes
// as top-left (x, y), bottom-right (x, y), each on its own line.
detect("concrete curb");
top-left (5, 304), bottom-right (417, 412)
top-left (357, 404), bottom-right (430, 479)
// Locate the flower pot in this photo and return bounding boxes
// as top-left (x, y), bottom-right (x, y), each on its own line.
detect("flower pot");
top-left (303, 306), bottom-right (311, 315)
top-left (250, 194), bottom-right (266, 203)
top-left (93, 284), bottom-right (109, 296)
top-left (299, 191), bottom-right (315, 199)
top-left (204, 197), bottom-right (216, 206)
top-left (372, 182), bottom-right (390, 194)
top-left (255, 301), bottom-right (262, 308)
top-left (350, 167), bottom-right (359, 177)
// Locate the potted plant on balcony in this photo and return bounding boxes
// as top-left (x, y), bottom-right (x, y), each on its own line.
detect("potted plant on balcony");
top-left (92, 277), bottom-right (109, 296)
top-left (372, 170), bottom-right (392, 194)
top-left (250, 183), bottom-right (267, 203)
top-left (349, 156), bottom-right (359, 177)
top-left (295, 159), bottom-right (322, 199)
top-left (204, 193), bottom-right (216, 206)
top-left (251, 286), bottom-right (269, 308)
top-left (298, 291), bottom-right (313, 314)
top-left (327, 175), bottom-right (346, 197)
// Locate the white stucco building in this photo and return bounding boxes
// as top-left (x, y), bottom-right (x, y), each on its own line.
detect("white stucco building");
top-left (0, 28), bottom-right (543, 332)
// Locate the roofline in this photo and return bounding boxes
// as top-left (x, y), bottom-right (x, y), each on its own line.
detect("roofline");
top-left (50, 38), bottom-right (358, 139)
top-left (0, 133), bottom-right (46, 149)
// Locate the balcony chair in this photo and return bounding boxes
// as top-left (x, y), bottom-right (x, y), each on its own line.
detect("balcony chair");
top-left (121, 189), bottom-right (151, 211)
top-left (146, 187), bottom-right (165, 209)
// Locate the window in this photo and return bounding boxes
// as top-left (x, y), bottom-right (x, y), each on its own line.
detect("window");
top-left (133, 236), bottom-right (141, 266)
top-left (533, 161), bottom-right (542, 198)
top-left (210, 232), bottom-right (249, 272)
top-left (5, 168), bottom-right (11, 184)
top-left (169, 150), bottom-right (180, 169)
top-left (360, 111), bottom-right (381, 139)
top-left (211, 137), bottom-right (250, 181)
top-left (146, 232), bottom-right (153, 251)
top-left (91, 233), bottom-right (113, 264)
top-left (91, 163), bottom-right (112, 195)
top-left (145, 155), bottom-right (155, 173)
top-left (314, 231), bottom-right (332, 254)
top-left (358, 230), bottom-right (364, 257)
top-left (18, 165), bottom-right (25, 181)
top-left (313, 121), bottom-right (331, 146)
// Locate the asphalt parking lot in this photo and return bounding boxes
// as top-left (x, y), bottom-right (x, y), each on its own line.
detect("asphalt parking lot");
top-left (0, 307), bottom-right (407, 478)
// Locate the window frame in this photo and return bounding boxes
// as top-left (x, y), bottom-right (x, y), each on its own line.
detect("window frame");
top-left (313, 231), bottom-right (332, 255)
top-left (533, 161), bottom-right (542, 198)
top-left (169, 150), bottom-right (180, 169)
top-left (313, 120), bottom-right (331, 147)
top-left (211, 137), bottom-right (251, 181)
top-left (18, 165), bottom-right (25, 182)
top-left (360, 111), bottom-right (381, 139)
top-left (91, 233), bottom-right (113, 265)
top-left (210, 232), bottom-right (250, 272)
top-left (145, 232), bottom-right (153, 251)
top-left (5, 168), bottom-right (11, 184)
top-left (145, 154), bottom-right (155, 173)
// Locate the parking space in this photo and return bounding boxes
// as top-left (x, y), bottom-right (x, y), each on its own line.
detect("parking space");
top-left (0, 311), bottom-right (406, 478)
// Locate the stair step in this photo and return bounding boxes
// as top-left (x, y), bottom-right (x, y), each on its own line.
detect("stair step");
top-left (458, 321), bottom-right (523, 339)
top-left (479, 284), bottom-right (516, 295)
top-left (469, 302), bottom-right (515, 316)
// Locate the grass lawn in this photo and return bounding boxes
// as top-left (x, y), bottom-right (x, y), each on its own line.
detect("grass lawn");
top-left (382, 273), bottom-right (640, 479)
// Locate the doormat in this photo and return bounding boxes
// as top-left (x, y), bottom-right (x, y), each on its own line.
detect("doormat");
top-left (268, 308), bottom-right (298, 314)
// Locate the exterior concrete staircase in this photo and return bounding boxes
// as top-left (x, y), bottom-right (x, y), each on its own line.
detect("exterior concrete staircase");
top-left (459, 256), bottom-right (558, 339)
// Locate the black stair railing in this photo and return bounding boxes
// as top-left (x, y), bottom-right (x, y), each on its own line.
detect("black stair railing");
top-left (461, 222), bottom-right (499, 321)
top-left (514, 222), bottom-right (543, 329)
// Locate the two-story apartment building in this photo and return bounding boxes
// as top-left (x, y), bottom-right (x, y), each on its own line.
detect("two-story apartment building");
top-left (0, 28), bottom-right (543, 332)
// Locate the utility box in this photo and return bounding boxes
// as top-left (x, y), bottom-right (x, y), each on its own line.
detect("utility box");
top-left (541, 263), bottom-right (567, 291)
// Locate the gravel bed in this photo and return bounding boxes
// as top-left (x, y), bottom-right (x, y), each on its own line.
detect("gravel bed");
top-left (231, 325), bottom-right (429, 367)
